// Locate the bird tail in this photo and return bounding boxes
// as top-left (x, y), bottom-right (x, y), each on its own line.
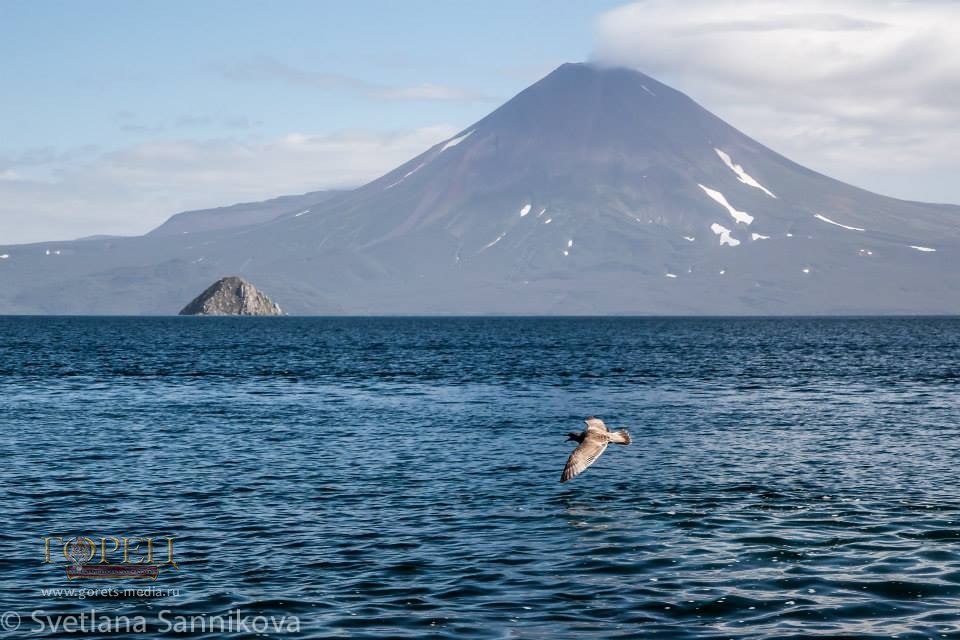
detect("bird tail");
top-left (608, 430), bottom-right (631, 445)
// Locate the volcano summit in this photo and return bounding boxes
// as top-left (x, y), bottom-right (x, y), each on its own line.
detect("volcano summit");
top-left (1, 63), bottom-right (957, 314)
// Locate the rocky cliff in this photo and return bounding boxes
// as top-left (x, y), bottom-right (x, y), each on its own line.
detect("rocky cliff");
top-left (178, 276), bottom-right (283, 316)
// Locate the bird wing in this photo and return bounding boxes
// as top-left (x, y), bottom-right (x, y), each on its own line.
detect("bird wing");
top-left (561, 432), bottom-right (609, 483)
top-left (583, 417), bottom-right (607, 434)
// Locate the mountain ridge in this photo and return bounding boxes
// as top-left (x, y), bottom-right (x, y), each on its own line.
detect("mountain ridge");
top-left (148, 189), bottom-right (343, 237)
top-left (0, 62), bottom-right (957, 315)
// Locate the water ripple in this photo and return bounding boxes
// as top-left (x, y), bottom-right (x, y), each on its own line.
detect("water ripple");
top-left (1, 317), bottom-right (959, 638)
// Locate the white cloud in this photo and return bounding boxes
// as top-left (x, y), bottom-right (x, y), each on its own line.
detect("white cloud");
top-left (592, 0), bottom-right (960, 204)
top-left (0, 125), bottom-right (458, 244)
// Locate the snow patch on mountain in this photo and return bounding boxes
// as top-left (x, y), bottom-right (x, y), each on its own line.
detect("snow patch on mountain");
top-left (699, 185), bottom-right (754, 225)
top-left (520, 204), bottom-right (532, 217)
top-left (910, 245), bottom-right (936, 252)
top-left (710, 222), bottom-right (741, 247)
top-left (440, 130), bottom-right (473, 152)
top-left (714, 149), bottom-right (776, 199)
top-left (481, 232), bottom-right (506, 251)
top-left (751, 233), bottom-right (770, 241)
top-left (814, 213), bottom-right (864, 232)
top-left (385, 163), bottom-right (426, 189)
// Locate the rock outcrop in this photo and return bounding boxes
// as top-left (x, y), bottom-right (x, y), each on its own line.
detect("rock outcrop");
top-left (178, 276), bottom-right (283, 316)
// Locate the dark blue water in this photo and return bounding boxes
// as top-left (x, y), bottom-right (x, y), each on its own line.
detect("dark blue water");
top-left (2, 317), bottom-right (960, 639)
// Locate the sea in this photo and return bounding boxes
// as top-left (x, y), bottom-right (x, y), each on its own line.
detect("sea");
top-left (1, 316), bottom-right (959, 639)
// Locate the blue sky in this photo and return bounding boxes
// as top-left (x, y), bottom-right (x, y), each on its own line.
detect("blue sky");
top-left (2, 0), bottom-right (958, 243)
top-left (1, 0), bottom-right (620, 153)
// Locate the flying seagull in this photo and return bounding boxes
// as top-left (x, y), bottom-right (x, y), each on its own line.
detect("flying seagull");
top-left (561, 417), bottom-right (632, 483)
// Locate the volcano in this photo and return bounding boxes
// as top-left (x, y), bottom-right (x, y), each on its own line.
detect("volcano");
top-left (1, 63), bottom-right (958, 314)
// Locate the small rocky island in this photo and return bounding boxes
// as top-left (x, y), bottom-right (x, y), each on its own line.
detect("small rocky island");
top-left (179, 276), bottom-right (284, 316)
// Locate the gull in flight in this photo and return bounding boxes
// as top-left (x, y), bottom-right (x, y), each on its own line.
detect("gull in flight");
top-left (561, 417), bottom-right (632, 483)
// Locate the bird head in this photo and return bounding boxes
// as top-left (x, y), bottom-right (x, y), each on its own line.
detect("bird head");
top-left (566, 431), bottom-right (582, 442)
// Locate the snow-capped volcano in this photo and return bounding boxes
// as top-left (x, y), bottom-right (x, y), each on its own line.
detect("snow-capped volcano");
top-left (1, 63), bottom-right (957, 314)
